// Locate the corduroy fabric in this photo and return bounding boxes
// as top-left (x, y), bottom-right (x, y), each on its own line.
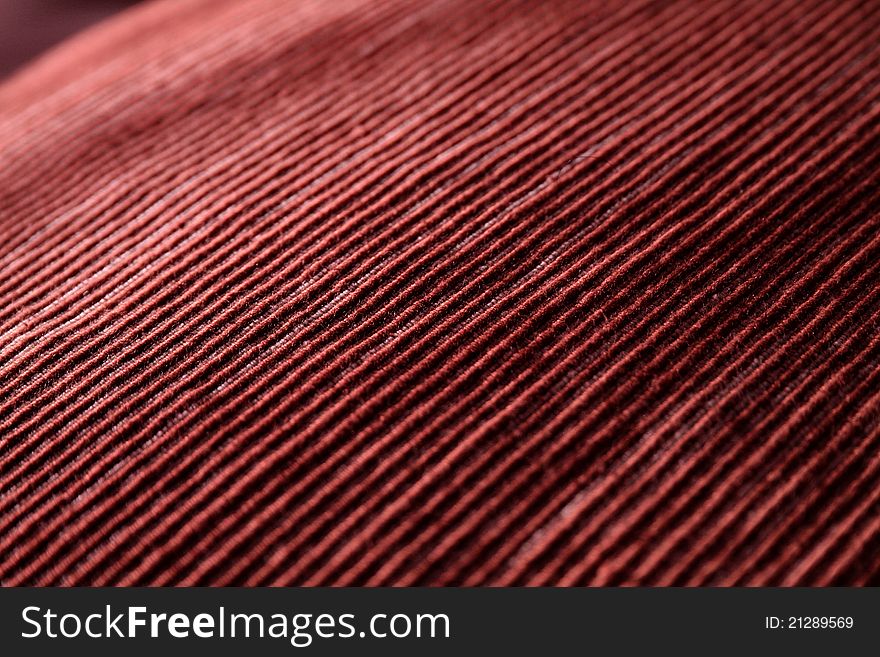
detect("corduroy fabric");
top-left (1, 0), bottom-right (879, 586)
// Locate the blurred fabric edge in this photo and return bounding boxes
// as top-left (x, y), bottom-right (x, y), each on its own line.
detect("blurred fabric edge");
top-left (0, 0), bottom-right (140, 80)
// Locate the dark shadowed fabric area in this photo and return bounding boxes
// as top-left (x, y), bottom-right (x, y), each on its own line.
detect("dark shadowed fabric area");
top-left (0, 0), bottom-right (140, 80)
top-left (0, 0), bottom-right (879, 586)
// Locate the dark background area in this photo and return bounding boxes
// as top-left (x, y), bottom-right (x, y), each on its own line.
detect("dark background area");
top-left (0, 0), bottom-right (139, 80)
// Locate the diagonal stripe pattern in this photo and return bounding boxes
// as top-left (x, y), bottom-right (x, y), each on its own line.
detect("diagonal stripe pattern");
top-left (0, 0), bottom-right (878, 585)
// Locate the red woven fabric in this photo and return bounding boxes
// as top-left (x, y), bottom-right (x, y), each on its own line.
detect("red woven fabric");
top-left (1, 0), bottom-right (879, 586)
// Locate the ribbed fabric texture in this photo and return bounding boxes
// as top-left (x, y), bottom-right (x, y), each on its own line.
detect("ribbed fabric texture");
top-left (1, 0), bottom-right (879, 586)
